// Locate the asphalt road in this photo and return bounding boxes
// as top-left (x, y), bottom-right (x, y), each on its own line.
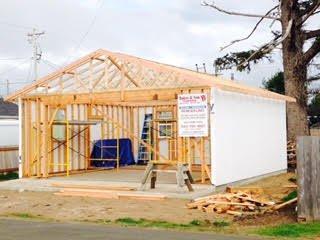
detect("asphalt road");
top-left (0, 218), bottom-right (262, 240)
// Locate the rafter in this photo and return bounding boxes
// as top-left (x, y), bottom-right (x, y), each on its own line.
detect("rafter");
top-left (108, 56), bottom-right (141, 87)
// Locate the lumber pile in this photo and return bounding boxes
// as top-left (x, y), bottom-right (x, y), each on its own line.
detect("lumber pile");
top-left (287, 140), bottom-right (296, 169)
top-left (53, 183), bottom-right (166, 201)
top-left (187, 187), bottom-right (297, 217)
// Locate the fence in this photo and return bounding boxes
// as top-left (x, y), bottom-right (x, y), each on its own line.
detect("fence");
top-left (297, 136), bottom-right (320, 221)
top-left (0, 146), bottom-right (18, 173)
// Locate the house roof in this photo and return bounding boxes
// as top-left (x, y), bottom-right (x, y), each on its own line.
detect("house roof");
top-left (5, 49), bottom-right (295, 102)
top-left (0, 97), bottom-right (18, 116)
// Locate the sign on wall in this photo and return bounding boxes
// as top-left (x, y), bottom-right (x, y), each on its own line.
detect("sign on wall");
top-left (178, 93), bottom-right (208, 137)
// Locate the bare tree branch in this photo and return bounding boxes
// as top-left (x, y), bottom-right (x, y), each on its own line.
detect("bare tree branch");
top-left (303, 38), bottom-right (320, 64)
top-left (220, 5), bottom-right (279, 51)
top-left (201, 1), bottom-right (280, 20)
top-left (305, 29), bottom-right (320, 39)
top-left (300, 0), bottom-right (320, 16)
top-left (312, 9), bottom-right (320, 16)
top-left (308, 75), bottom-right (320, 82)
top-left (300, 1), bottom-right (320, 25)
top-left (238, 20), bottom-right (293, 68)
top-left (308, 88), bottom-right (320, 95)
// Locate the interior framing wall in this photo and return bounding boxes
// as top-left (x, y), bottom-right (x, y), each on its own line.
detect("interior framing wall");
top-left (20, 86), bottom-right (212, 179)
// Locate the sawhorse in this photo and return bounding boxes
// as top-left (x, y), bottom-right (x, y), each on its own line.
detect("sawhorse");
top-left (139, 161), bottom-right (194, 191)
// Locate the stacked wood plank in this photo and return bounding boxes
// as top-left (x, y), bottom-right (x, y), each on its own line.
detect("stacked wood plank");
top-left (187, 187), bottom-right (297, 217)
top-left (287, 140), bottom-right (297, 169)
top-left (52, 183), bottom-right (166, 201)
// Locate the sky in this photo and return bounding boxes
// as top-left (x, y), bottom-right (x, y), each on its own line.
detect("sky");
top-left (0, 0), bottom-right (288, 96)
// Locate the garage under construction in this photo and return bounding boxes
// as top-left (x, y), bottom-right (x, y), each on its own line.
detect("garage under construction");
top-left (5, 49), bottom-right (295, 187)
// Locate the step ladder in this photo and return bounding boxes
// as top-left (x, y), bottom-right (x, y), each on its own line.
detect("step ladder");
top-left (137, 113), bottom-right (153, 165)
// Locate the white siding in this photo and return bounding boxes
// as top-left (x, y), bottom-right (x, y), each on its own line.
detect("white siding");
top-left (0, 120), bottom-right (19, 146)
top-left (210, 88), bottom-right (287, 186)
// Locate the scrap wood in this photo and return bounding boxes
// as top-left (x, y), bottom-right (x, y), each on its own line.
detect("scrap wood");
top-left (272, 197), bottom-right (297, 211)
top-left (51, 182), bottom-right (136, 191)
top-left (187, 185), bottom-right (291, 217)
top-left (226, 186), bottom-right (264, 195)
top-left (118, 193), bottom-right (166, 200)
top-left (226, 210), bottom-right (242, 216)
top-left (193, 192), bottom-right (246, 202)
top-left (287, 140), bottom-right (296, 169)
top-left (54, 191), bottom-right (118, 199)
top-left (283, 184), bottom-right (297, 188)
top-left (54, 189), bottom-right (166, 201)
top-left (235, 195), bottom-right (275, 206)
top-left (207, 200), bottom-right (255, 207)
top-left (60, 188), bottom-right (117, 194)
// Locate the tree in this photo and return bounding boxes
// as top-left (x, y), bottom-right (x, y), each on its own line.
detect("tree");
top-left (263, 71), bottom-right (320, 125)
top-left (202, 0), bottom-right (320, 140)
top-left (262, 72), bottom-right (285, 94)
top-left (308, 94), bottom-right (320, 125)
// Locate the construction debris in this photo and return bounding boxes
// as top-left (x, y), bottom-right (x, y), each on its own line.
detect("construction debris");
top-left (187, 187), bottom-right (297, 217)
top-left (287, 140), bottom-right (296, 170)
top-left (54, 185), bottom-right (166, 201)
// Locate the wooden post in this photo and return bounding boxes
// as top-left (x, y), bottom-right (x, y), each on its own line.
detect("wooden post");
top-left (200, 137), bottom-right (205, 183)
top-left (297, 136), bottom-right (320, 221)
top-left (42, 104), bottom-right (48, 177)
top-left (25, 101), bottom-right (31, 176)
top-left (36, 98), bottom-right (41, 177)
top-left (66, 120), bottom-right (70, 176)
top-left (18, 98), bottom-right (23, 178)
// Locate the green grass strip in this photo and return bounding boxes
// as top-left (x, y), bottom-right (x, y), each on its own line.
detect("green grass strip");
top-left (257, 222), bottom-right (320, 238)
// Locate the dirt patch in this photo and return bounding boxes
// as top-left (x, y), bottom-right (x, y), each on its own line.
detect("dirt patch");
top-left (242, 172), bottom-right (296, 202)
top-left (0, 190), bottom-right (231, 224)
top-left (0, 172), bottom-right (297, 228)
top-left (236, 206), bottom-right (297, 226)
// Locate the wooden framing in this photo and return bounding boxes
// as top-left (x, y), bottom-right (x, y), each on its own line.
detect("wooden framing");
top-left (16, 85), bottom-right (212, 180)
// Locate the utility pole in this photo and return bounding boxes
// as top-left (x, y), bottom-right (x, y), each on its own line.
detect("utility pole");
top-left (6, 79), bottom-right (9, 96)
top-left (195, 63), bottom-right (207, 73)
top-left (27, 28), bottom-right (45, 82)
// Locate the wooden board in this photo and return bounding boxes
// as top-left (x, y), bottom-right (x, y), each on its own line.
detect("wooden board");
top-left (51, 182), bottom-right (136, 191)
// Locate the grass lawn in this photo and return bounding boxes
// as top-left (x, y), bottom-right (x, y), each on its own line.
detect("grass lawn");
top-left (111, 217), bottom-right (231, 231)
top-left (257, 222), bottom-right (320, 238)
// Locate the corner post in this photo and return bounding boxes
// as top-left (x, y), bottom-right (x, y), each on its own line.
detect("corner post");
top-left (18, 97), bottom-right (23, 178)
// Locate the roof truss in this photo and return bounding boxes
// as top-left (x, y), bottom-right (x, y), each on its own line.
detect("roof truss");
top-left (5, 49), bottom-right (295, 102)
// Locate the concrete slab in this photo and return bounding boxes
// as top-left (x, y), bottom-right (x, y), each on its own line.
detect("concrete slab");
top-left (0, 169), bottom-right (214, 200)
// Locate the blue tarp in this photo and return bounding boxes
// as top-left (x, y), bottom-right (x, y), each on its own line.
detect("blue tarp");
top-left (90, 138), bottom-right (135, 168)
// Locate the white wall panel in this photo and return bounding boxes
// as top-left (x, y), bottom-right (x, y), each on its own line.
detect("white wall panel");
top-left (0, 120), bottom-right (19, 146)
top-left (210, 89), bottom-right (287, 186)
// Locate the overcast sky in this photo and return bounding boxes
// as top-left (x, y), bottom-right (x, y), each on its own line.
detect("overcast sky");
top-left (0, 0), bottom-right (286, 96)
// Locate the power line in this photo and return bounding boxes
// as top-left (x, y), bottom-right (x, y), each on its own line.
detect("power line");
top-left (64, 0), bottom-right (105, 64)
top-left (42, 58), bottom-right (60, 68)
top-left (42, 59), bottom-right (59, 70)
